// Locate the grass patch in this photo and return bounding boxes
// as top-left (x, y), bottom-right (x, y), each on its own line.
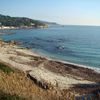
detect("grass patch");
top-left (0, 63), bottom-right (14, 73)
top-left (0, 91), bottom-right (26, 100)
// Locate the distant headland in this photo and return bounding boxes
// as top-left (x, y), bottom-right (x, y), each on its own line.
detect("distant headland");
top-left (0, 14), bottom-right (50, 29)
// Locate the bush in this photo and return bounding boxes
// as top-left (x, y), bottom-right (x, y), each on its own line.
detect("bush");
top-left (0, 63), bottom-right (14, 73)
top-left (0, 91), bottom-right (26, 100)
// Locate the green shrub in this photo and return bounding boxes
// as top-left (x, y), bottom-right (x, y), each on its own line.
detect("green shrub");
top-left (0, 91), bottom-right (26, 100)
top-left (0, 63), bottom-right (14, 73)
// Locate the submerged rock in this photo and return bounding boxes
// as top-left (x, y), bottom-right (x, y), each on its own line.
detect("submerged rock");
top-left (56, 45), bottom-right (65, 50)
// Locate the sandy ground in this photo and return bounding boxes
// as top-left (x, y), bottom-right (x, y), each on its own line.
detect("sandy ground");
top-left (0, 42), bottom-right (98, 89)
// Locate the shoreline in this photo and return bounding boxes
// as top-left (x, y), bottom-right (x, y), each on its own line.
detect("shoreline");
top-left (51, 59), bottom-right (100, 73)
top-left (0, 40), bottom-right (100, 90)
top-left (30, 49), bottom-right (100, 74)
top-left (0, 25), bottom-right (48, 30)
top-left (0, 39), bottom-right (100, 73)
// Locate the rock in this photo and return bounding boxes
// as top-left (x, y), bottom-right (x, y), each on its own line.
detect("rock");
top-left (8, 40), bottom-right (19, 45)
top-left (56, 45), bottom-right (65, 50)
top-left (27, 73), bottom-right (50, 90)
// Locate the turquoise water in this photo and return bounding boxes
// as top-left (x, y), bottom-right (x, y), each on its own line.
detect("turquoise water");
top-left (0, 25), bottom-right (100, 68)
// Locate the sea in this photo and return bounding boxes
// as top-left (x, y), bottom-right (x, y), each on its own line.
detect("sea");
top-left (0, 25), bottom-right (100, 69)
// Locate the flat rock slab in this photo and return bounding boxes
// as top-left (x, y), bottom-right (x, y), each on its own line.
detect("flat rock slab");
top-left (29, 67), bottom-right (94, 89)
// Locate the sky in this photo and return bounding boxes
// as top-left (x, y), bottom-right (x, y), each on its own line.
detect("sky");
top-left (0, 0), bottom-right (100, 26)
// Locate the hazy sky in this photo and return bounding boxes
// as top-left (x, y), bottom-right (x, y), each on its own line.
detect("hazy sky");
top-left (0, 0), bottom-right (100, 25)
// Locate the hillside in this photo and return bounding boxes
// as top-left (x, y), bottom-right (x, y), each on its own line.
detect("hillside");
top-left (0, 14), bottom-right (47, 28)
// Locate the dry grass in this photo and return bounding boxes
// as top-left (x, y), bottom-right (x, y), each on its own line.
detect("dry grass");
top-left (0, 65), bottom-right (75, 100)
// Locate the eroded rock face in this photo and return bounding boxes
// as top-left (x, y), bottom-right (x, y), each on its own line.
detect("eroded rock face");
top-left (27, 72), bottom-right (50, 89)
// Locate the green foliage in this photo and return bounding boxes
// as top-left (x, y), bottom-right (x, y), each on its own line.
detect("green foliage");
top-left (0, 91), bottom-right (26, 100)
top-left (0, 14), bottom-right (45, 27)
top-left (0, 63), bottom-right (14, 73)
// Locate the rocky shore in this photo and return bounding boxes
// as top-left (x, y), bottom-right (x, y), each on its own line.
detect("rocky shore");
top-left (0, 40), bottom-right (100, 99)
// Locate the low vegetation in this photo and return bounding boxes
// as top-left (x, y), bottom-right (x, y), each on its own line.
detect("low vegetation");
top-left (0, 63), bottom-right (14, 73)
top-left (0, 91), bottom-right (25, 100)
top-left (0, 62), bottom-right (75, 100)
